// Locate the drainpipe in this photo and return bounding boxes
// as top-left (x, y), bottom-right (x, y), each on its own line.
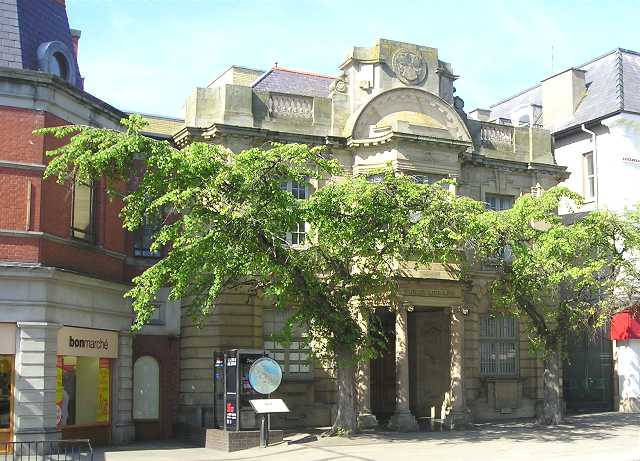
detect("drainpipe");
top-left (581, 124), bottom-right (599, 210)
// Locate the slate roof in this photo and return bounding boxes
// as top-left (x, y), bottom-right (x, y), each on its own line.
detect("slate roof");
top-left (490, 48), bottom-right (640, 133)
top-left (0, 0), bottom-right (81, 87)
top-left (252, 67), bottom-right (334, 98)
top-left (0, 0), bottom-right (21, 68)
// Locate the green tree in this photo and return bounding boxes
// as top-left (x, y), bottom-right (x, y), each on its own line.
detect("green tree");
top-left (484, 188), bottom-right (640, 425)
top-left (40, 115), bottom-right (488, 434)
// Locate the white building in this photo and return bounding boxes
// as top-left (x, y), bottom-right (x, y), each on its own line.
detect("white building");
top-left (475, 48), bottom-right (640, 413)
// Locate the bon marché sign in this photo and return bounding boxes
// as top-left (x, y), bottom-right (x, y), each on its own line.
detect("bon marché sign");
top-left (57, 326), bottom-right (118, 358)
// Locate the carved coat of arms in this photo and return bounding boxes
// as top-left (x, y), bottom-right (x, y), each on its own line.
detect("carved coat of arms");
top-left (392, 50), bottom-right (427, 85)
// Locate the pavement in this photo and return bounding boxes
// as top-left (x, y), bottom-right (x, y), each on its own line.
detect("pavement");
top-left (95, 412), bottom-right (640, 461)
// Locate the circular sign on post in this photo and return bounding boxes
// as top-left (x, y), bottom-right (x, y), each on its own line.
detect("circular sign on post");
top-left (248, 357), bottom-right (283, 394)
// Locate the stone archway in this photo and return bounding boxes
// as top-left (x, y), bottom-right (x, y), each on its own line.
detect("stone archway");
top-left (343, 87), bottom-right (472, 145)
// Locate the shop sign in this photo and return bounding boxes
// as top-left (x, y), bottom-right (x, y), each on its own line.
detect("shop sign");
top-left (57, 327), bottom-right (118, 358)
top-left (0, 324), bottom-right (16, 355)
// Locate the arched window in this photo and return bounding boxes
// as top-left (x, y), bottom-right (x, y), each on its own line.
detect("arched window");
top-left (133, 356), bottom-right (159, 420)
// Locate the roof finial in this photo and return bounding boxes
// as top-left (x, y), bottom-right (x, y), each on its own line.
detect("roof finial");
top-left (274, 61), bottom-right (278, 69)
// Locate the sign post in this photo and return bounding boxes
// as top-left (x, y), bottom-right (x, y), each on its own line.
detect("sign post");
top-left (249, 399), bottom-right (290, 447)
top-left (247, 357), bottom-right (287, 447)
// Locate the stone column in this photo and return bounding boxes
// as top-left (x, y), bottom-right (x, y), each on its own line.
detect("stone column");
top-left (111, 331), bottom-right (135, 444)
top-left (14, 322), bottom-right (61, 442)
top-left (388, 304), bottom-right (418, 431)
top-left (356, 311), bottom-right (377, 429)
top-left (445, 306), bottom-right (470, 429)
top-left (357, 356), bottom-right (378, 429)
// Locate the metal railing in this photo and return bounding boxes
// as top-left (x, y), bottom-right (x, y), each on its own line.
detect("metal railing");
top-left (1, 439), bottom-right (93, 461)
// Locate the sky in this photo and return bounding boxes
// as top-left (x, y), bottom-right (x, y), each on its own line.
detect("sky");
top-left (66, 0), bottom-right (640, 118)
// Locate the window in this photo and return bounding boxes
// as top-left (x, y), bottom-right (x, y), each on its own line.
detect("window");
top-left (366, 174), bottom-right (385, 183)
top-left (71, 181), bottom-right (94, 241)
top-left (51, 52), bottom-right (69, 80)
top-left (57, 356), bottom-right (111, 426)
top-left (583, 152), bottom-right (595, 199)
top-left (411, 173), bottom-right (446, 185)
top-left (134, 214), bottom-right (162, 258)
top-left (0, 356), bottom-right (12, 430)
top-left (281, 180), bottom-right (308, 245)
top-left (263, 309), bottom-right (312, 377)
top-left (480, 315), bottom-right (518, 376)
top-left (486, 193), bottom-right (514, 211)
top-left (133, 356), bottom-right (160, 420)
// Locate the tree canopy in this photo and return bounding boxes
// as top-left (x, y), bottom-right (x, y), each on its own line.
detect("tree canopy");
top-left (39, 115), bottom-right (490, 433)
top-left (483, 188), bottom-right (640, 424)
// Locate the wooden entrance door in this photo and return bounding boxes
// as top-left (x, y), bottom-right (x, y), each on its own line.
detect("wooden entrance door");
top-left (370, 310), bottom-right (396, 422)
top-left (409, 309), bottom-right (450, 418)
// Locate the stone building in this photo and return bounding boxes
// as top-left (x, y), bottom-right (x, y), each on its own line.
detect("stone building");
top-left (143, 38), bottom-right (569, 436)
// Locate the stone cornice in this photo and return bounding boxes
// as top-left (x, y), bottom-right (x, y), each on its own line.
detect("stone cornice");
top-left (463, 153), bottom-right (569, 178)
top-left (0, 67), bottom-right (125, 128)
top-left (174, 122), bottom-right (346, 148)
top-left (0, 229), bottom-right (127, 260)
top-left (0, 160), bottom-right (46, 172)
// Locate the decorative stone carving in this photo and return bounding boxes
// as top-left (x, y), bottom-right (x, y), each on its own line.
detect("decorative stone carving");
top-left (392, 49), bottom-right (427, 85)
top-left (480, 123), bottom-right (513, 148)
top-left (266, 93), bottom-right (313, 120)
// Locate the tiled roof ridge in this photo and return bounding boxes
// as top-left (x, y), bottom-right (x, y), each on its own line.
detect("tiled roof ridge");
top-left (489, 83), bottom-right (540, 109)
top-left (490, 47), bottom-right (640, 110)
top-left (616, 49), bottom-right (625, 111)
top-left (271, 66), bottom-right (335, 80)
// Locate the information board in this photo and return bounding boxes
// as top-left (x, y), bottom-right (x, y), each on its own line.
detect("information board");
top-left (250, 398), bottom-right (290, 414)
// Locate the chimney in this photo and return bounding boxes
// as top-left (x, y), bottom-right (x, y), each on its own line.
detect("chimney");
top-left (541, 68), bottom-right (586, 128)
top-left (70, 29), bottom-right (81, 60)
top-left (468, 108), bottom-right (492, 122)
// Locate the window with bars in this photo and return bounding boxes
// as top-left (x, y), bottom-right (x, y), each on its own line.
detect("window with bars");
top-left (411, 173), bottom-right (446, 185)
top-left (281, 180), bottom-right (308, 245)
top-left (485, 193), bottom-right (515, 211)
top-left (71, 181), bottom-right (94, 241)
top-left (263, 309), bottom-right (312, 377)
top-left (480, 315), bottom-right (518, 377)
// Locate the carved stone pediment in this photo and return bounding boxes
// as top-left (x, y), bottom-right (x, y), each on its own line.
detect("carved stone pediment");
top-left (343, 88), bottom-right (472, 145)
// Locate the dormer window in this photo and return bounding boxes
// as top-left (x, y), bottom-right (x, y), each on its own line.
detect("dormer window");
top-left (37, 41), bottom-right (77, 86)
top-left (51, 52), bottom-right (69, 80)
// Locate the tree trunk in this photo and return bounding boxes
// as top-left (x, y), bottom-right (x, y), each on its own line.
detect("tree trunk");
top-left (329, 343), bottom-right (358, 435)
top-left (539, 349), bottom-right (563, 425)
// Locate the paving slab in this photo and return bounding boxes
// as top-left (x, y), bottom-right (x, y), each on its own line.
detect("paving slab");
top-left (95, 413), bottom-right (640, 461)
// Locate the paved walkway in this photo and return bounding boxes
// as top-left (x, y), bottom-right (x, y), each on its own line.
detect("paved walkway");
top-left (96, 413), bottom-right (640, 461)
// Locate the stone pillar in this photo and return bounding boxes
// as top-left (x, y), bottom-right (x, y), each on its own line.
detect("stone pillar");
top-left (388, 304), bottom-right (418, 431)
top-left (445, 306), bottom-right (470, 429)
top-left (14, 322), bottom-right (61, 442)
top-left (356, 311), bottom-right (377, 429)
top-left (111, 331), bottom-right (135, 444)
top-left (357, 356), bottom-right (378, 429)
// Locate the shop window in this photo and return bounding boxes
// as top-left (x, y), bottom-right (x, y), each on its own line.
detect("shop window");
top-left (485, 193), bottom-right (515, 211)
top-left (480, 315), bottom-right (518, 377)
top-left (133, 356), bottom-right (160, 420)
top-left (71, 181), bottom-right (94, 241)
top-left (0, 356), bottom-right (12, 430)
top-left (57, 356), bottom-right (110, 427)
top-left (134, 213), bottom-right (162, 258)
top-left (583, 152), bottom-right (595, 200)
top-left (263, 309), bottom-right (312, 377)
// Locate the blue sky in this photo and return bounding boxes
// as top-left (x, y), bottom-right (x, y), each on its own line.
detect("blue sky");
top-left (67, 0), bottom-right (640, 118)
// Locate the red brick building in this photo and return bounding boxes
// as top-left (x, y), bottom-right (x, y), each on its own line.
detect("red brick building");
top-left (0, 0), bottom-right (179, 445)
